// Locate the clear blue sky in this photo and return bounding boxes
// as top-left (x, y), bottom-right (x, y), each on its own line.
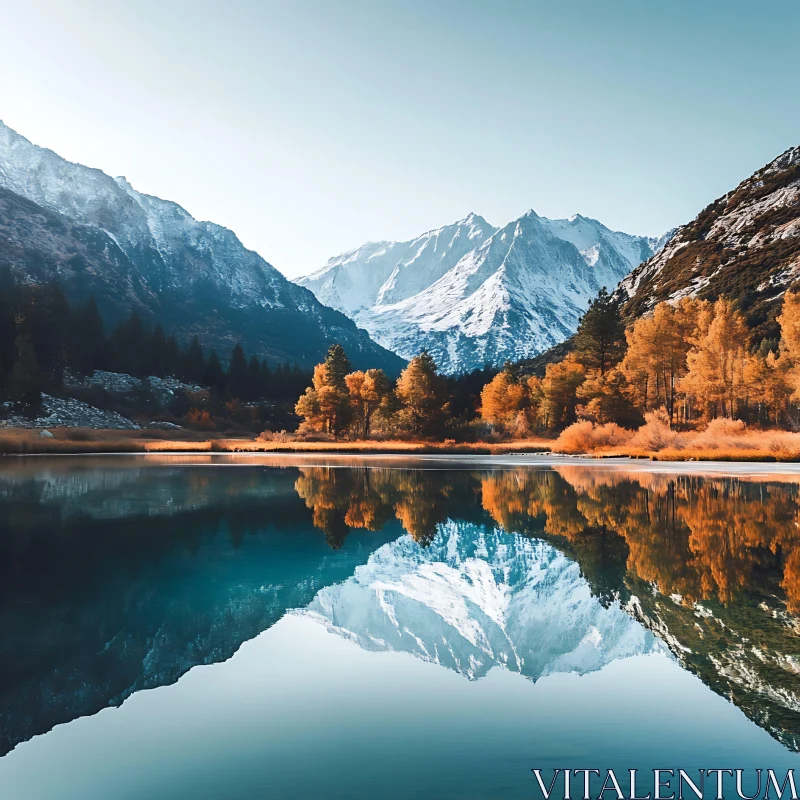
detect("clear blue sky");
top-left (1, 0), bottom-right (798, 277)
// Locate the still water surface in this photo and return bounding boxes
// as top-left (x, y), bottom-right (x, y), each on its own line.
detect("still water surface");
top-left (1, 454), bottom-right (800, 798)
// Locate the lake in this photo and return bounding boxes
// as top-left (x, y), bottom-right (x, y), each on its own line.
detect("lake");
top-left (1, 454), bottom-right (800, 799)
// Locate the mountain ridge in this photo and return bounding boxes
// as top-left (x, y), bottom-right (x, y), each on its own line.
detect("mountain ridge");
top-left (618, 144), bottom-right (800, 340)
top-left (0, 121), bottom-right (404, 372)
top-left (298, 208), bottom-right (665, 373)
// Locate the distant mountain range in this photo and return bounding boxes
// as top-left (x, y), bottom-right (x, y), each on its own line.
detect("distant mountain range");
top-left (5, 117), bottom-right (794, 377)
top-left (0, 121), bottom-right (404, 372)
top-left (297, 211), bottom-right (667, 373)
top-left (618, 145), bottom-right (800, 340)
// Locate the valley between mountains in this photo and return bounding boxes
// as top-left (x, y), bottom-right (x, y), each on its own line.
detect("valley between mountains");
top-left (1, 118), bottom-right (799, 453)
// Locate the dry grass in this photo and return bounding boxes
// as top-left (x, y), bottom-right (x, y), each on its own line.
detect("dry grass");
top-left (0, 429), bottom-right (554, 456)
top-left (214, 437), bottom-right (554, 455)
top-left (6, 422), bottom-right (793, 461)
top-left (554, 421), bottom-right (633, 454)
top-left (0, 428), bottom-right (221, 454)
top-left (550, 413), bottom-right (800, 461)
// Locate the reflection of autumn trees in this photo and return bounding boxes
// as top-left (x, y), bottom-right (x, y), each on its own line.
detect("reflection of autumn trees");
top-left (296, 463), bottom-right (800, 611)
top-left (295, 467), bottom-right (459, 548)
top-left (294, 463), bottom-right (800, 749)
top-left (295, 468), bottom-right (393, 549)
top-left (480, 469), bottom-right (630, 604)
top-left (481, 467), bottom-right (800, 610)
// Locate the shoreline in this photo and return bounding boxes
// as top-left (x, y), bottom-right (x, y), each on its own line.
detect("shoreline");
top-left (1, 427), bottom-right (800, 462)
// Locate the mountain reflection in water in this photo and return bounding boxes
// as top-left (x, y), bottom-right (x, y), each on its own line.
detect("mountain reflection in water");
top-left (1, 457), bottom-right (800, 757)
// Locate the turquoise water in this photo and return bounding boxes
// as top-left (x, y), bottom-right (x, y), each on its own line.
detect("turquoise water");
top-left (1, 455), bottom-right (799, 798)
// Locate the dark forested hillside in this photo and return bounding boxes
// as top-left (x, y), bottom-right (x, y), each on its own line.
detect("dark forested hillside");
top-left (0, 122), bottom-right (404, 374)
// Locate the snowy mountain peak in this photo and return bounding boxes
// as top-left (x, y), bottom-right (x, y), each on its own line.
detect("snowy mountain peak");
top-left (297, 208), bottom-right (658, 373)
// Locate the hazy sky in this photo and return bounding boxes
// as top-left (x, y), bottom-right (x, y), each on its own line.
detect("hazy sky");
top-left (1, 0), bottom-right (798, 278)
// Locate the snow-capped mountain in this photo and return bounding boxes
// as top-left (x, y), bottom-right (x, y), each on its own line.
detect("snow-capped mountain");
top-left (618, 145), bottom-right (800, 339)
top-left (0, 121), bottom-right (404, 371)
top-left (298, 521), bottom-right (662, 681)
top-left (298, 212), bottom-right (662, 373)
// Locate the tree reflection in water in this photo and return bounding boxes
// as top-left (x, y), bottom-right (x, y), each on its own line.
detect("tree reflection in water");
top-left (297, 464), bottom-right (800, 751)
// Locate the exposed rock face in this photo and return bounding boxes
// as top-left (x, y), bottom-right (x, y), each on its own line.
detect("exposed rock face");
top-left (64, 370), bottom-right (204, 406)
top-left (0, 121), bottom-right (404, 372)
top-left (298, 212), bottom-right (663, 373)
top-left (1, 395), bottom-right (139, 430)
top-left (618, 145), bottom-right (800, 338)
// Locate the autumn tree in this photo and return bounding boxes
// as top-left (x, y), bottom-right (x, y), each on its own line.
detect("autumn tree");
top-left (346, 368), bottom-right (392, 437)
top-left (778, 290), bottom-right (800, 401)
top-left (576, 367), bottom-right (639, 426)
top-left (295, 344), bottom-right (353, 436)
top-left (539, 355), bottom-right (586, 430)
top-left (573, 288), bottom-right (626, 376)
top-left (744, 347), bottom-right (793, 426)
top-left (395, 351), bottom-right (447, 437)
top-left (620, 298), bottom-right (704, 422)
top-left (682, 299), bottom-right (750, 419)
top-left (479, 363), bottom-right (530, 434)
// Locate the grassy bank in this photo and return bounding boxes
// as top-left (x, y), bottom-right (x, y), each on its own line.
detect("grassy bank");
top-left (0, 428), bottom-right (555, 456)
top-left (2, 424), bottom-right (797, 461)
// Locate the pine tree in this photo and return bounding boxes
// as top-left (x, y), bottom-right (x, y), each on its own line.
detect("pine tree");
top-left (323, 344), bottom-right (351, 391)
top-left (0, 269), bottom-right (17, 395)
top-left (573, 288), bottom-right (626, 376)
top-left (112, 313), bottom-right (146, 376)
top-left (260, 359), bottom-right (272, 398)
top-left (18, 282), bottom-right (69, 388)
top-left (247, 356), bottom-right (263, 400)
top-left (68, 296), bottom-right (108, 376)
top-left (203, 349), bottom-right (226, 394)
top-left (183, 336), bottom-right (206, 383)
top-left (227, 343), bottom-right (249, 399)
top-left (163, 335), bottom-right (182, 378)
top-left (9, 334), bottom-right (43, 416)
top-left (147, 324), bottom-right (168, 377)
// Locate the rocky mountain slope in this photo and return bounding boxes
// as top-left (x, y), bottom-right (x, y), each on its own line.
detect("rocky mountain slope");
top-left (618, 145), bottom-right (800, 339)
top-left (298, 212), bottom-right (662, 373)
top-left (0, 121), bottom-right (404, 372)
